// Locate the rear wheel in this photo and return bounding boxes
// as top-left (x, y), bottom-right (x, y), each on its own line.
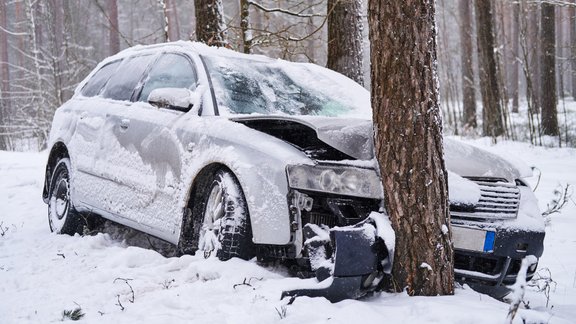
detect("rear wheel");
top-left (48, 158), bottom-right (82, 235)
top-left (195, 170), bottom-right (254, 261)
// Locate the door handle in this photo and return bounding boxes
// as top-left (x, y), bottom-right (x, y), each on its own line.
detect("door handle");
top-left (120, 119), bottom-right (130, 130)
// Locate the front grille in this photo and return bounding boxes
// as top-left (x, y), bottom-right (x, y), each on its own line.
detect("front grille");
top-left (454, 253), bottom-right (501, 276)
top-left (454, 251), bottom-right (538, 286)
top-left (451, 177), bottom-right (520, 221)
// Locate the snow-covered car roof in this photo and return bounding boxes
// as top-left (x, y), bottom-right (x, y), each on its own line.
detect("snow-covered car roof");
top-left (74, 41), bottom-right (372, 119)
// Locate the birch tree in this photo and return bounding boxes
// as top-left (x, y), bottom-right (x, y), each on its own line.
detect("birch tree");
top-left (0, 0), bottom-right (9, 150)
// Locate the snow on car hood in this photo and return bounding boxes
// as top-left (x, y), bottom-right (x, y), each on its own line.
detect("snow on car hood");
top-left (231, 115), bottom-right (521, 182)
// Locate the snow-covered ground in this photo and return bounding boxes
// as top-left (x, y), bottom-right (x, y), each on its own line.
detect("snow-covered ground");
top-left (0, 139), bottom-right (575, 324)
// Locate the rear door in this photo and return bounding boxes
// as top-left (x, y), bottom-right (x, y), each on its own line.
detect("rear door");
top-left (69, 59), bottom-right (123, 208)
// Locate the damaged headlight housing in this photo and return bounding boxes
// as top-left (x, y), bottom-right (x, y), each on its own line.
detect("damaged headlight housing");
top-left (286, 164), bottom-right (383, 199)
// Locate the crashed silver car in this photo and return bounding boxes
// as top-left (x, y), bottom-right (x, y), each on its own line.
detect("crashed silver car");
top-left (43, 42), bottom-right (545, 300)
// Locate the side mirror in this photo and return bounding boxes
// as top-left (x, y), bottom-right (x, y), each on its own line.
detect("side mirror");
top-left (148, 88), bottom-right (198, 113)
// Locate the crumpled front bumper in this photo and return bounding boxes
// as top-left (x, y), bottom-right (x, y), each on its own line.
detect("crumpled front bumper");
top-left (282, 217), bottom-right (391, 303)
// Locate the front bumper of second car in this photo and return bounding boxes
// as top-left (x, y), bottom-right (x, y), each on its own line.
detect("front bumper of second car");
top-left (452, 224), bottom-right (545, 297)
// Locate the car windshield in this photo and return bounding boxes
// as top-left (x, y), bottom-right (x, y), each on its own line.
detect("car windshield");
top-left (202, 55), bottom-right (371, 118)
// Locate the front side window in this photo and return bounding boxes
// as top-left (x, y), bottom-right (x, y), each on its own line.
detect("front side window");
top-left (81, 60), bottom-right (122, 97)
top-left (101, 54), bottom-right (155, 101)
top-left (138, 53), bottom-right (197, 102)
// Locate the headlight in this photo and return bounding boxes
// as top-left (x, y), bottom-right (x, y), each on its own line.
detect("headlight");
top-left (286, 164), bottom-right (383, 199)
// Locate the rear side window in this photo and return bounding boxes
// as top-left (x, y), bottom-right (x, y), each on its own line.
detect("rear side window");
top-left (81, 60), bottom-right (121, 97)
top-left (101, 54), bottom-right (155, 101)
top-left (138, 53), bottom-right (197, 102)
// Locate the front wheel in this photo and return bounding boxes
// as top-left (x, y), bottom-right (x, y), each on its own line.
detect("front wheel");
top-left (196, 170), bottom-right (254, 261)
top-left (48, 158), bottom-right (82, 235)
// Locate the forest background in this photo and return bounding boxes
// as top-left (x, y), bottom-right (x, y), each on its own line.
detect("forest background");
top-left (0, 0), bottom-right (574, 151)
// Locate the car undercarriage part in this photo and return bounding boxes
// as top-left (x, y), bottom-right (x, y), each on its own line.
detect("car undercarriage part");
top-left (281, 220), bottom-right (390, 303)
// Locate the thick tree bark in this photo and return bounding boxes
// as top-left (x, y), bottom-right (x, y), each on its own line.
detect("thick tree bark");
top-left (459, 0), bottom-right (476, 127)
top-left (195, 0), bottom-right (227, 47)
top-left (540, 3), bottom-right (558, 136)
top-left (511, 3), bottom-right (519, 113)
top-left (368, 0), bottom-right (454, 296)
top-left (327, 0), bottom-right (364, 86)
top-left (475, 0), bottom-right (505, 137)
top-left (0, 0), bottom-right (9, 150)
top-left (108, 0), bottom-right (120, 55)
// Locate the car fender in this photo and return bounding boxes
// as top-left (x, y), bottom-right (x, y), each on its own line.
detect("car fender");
top-left (174, 116), bottom-right (312, 245)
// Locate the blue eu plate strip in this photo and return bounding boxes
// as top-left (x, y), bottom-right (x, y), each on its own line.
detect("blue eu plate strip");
top-left (483, 231), bottom-right (495, 252)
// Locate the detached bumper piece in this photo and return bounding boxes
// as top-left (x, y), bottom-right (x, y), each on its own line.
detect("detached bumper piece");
top-left (281, 221), bottom-right (389, 303)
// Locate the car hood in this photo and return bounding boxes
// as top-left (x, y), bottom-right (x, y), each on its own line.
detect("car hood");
top-left (231, 115), bottom-right (521, 181)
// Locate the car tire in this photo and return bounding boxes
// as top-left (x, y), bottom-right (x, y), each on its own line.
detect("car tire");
top-left (197, 169), bottom-right (254, 261)
top-left (48, 158), bottom-right (82, 235)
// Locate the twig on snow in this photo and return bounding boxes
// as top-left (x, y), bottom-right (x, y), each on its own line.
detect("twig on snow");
top-left (527, 267), bottom-right (556, 308)
top-left (115, 295), bottom-right (124, 311)
top-left (233, 277), bottom-right (263, 290)
top-left (0, 222), bottom-right (9, 237)
top-left (114, 278), bottom-right (135, 303)
top-left (542, 184), bottom-right (572, 224)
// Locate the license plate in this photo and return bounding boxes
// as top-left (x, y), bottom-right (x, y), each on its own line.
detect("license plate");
top-left (452, 226), bottom-right (495, 252)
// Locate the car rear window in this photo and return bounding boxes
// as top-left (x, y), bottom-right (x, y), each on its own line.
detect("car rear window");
top-left (101, 54), bottom-right (155, 101)
top-left (81, 60), bottom-right (121, 97)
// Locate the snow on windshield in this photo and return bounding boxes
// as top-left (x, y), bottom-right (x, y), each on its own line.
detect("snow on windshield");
top-left (203, 55), bottom-right (371, 118)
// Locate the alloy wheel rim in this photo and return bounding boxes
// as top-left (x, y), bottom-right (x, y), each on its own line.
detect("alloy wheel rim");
top-left (203, 182), bottom-right (224, 231)
top-left (53, 177), bottom-right (69, 220)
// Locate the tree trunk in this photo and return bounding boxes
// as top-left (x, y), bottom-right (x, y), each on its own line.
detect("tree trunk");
top-left (0, 0), bottom-right (10, 150)
top-left (327, 0), bottom-right (364, 86)
top-left (195, 0), bottom-right (227, 47)
top-left (166, 0), bottom-right (180, 41)
top-left (540, 3), bottom-right (558, 136)
top-left (108, 0), bottom-right (120, 55)
top-left (240, 0), bottom-right (251, 53)
top-left (529, 4), bottom-right (540, 111)
top-left (459, 0), bottom-right (476, 127)
top-left (368, 0), bottom-right (454, 296)
top-left (556, 6), bottom-right (564, 99)
top-left (49, 0), bottom-right (65, 106)
top-left (511, 3), bottom-right (519, 113)
top-left (162, 0), bottom-right (180, 41)
top-left (568, 1), bottom-right (576, 99)
top-left (475, 0), bottom-right (505, 137)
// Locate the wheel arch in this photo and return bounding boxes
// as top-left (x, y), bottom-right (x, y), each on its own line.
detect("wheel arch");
top-left (178, 162), bottom-right (238, 254)
top-left (42, 142), bottom-right (70, 203)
